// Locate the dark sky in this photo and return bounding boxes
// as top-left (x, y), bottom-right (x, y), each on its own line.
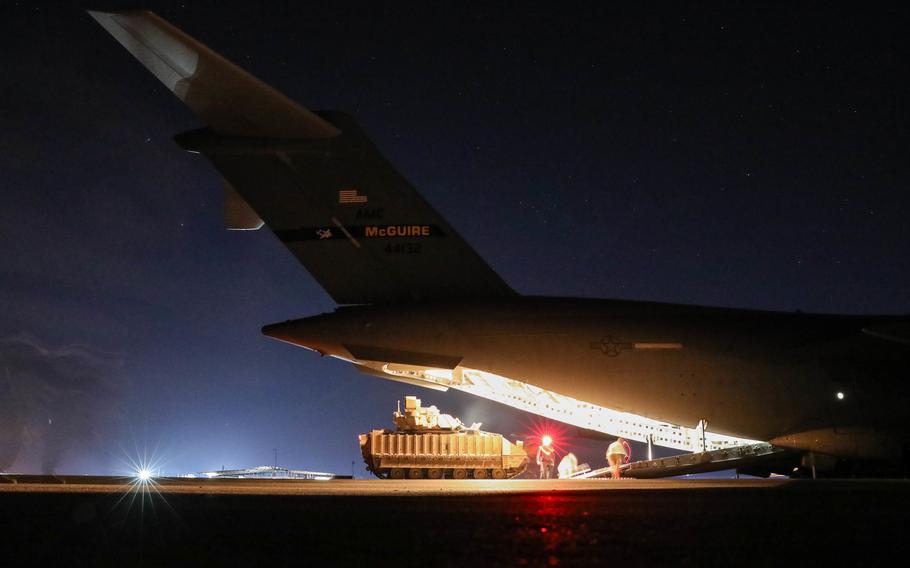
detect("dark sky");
top-left (1, 1), bottom-right (908, 475)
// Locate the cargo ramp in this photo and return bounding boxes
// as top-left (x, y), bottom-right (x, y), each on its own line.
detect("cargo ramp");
top-left (571, 442), bottom-right (797, 479)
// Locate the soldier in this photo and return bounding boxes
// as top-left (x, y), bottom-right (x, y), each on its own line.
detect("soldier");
top-left (606, 437), bottom-right (629, 479)
top-left (537, 435), bottom-right (556, 479)
top-left (557, 452), bottom-right (579, 479)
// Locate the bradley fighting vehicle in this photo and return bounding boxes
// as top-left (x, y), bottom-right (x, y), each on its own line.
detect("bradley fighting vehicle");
top-left (359, 397), bottom-right (529, 479)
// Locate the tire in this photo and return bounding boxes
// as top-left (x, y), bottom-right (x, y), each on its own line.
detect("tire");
top-left (473, 468), bottom-right (488, 479)
top-left (427, 468), bottom-right (443, 480)
top-left (408, 468), bottom-right (424, 479)
top-left (389, 468), bottom-right (405, 479)
top-left (491, 469), bottom-right (506, 480)
top-left (451, 468), bottom-right (467, 480)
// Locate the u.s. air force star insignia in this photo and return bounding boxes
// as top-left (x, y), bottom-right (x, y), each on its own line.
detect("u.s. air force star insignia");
top-left (590, 336), bottom-right (629, 357)
top-left (589, 337), bottom-right (684, 356)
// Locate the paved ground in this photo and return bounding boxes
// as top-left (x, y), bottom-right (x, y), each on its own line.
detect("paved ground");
top-left (0, 475), bottom-right (789, 495)
top-left (1, 476), bottom-right (909, 566)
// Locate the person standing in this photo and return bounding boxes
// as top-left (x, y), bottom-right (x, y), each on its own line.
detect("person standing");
top-left (537, 435), bottom-right (556, 479)
top-left (606, 437), bottom-right (628, 479)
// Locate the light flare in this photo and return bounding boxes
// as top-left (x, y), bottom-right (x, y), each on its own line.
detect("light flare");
top-left (112, 442), bottom-right (175, 523)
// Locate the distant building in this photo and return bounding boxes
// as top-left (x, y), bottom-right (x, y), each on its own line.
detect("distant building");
top-left (187, 466), bottom-right (351, 480)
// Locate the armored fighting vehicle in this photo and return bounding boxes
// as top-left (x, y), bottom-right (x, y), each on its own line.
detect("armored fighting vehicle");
top-left (359, 396), bottom-right (529, 479)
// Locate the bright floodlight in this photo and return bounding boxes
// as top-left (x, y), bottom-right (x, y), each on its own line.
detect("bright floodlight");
top-left (138, 469), bottom-right (152, 482)
top-left (542, 435), bottom-right (553, 447)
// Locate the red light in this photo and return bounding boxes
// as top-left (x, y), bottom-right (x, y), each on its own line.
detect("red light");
top-left (523, 417), bottom-right (573, 456)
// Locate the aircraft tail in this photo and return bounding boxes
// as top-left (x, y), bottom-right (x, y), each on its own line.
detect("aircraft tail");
top-left (91, 11), bottom-right (516, 304)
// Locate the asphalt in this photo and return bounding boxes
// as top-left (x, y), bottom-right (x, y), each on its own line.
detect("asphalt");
top-left (0, 475), bottom-right (790, 495)
top-left (1, 476), bottom-right (909, 566)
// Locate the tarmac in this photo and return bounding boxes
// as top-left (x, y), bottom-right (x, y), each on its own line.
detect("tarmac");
top-left (1, 475), bottom-right (790, 494)
top-left (2, 475), bottom-right (910, 566)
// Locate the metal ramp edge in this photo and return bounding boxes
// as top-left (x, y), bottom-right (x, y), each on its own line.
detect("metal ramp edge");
top-left (571, 442), bottom-right (794, 479)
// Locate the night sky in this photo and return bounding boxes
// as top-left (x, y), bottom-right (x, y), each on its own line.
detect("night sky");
top-left (1, 1), bottom-right (908, 476)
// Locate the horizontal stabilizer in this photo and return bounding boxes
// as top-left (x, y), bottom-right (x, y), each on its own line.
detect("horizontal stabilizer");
top-left (88, 10), bottom-right (339, 139)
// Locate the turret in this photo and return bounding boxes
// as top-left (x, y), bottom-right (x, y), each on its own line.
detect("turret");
top-left (392, 396), bottom-right (479, 431)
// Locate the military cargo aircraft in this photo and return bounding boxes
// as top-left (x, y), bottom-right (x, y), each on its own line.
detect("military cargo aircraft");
top-left (91, 10), bottom-right (910, 476)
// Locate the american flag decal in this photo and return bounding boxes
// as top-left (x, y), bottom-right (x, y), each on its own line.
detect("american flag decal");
top-left (338, 189), bottom-right (368, 204)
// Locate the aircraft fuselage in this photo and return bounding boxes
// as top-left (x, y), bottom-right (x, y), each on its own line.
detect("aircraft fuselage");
top-left (264, 297), bottom-right (910, 458)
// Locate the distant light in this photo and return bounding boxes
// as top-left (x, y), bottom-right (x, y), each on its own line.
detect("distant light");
top-left (836, 392), bottom-right (845, 400)
top-left (137, 469), bottom-right (152, 482)
top-left (542, 435), bottom-right (553, 447)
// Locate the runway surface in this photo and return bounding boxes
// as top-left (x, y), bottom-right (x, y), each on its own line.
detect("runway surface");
top-left (2, 475), bottom-right (909, 566)
top-left (1, 474), bottom-right (790, 494)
